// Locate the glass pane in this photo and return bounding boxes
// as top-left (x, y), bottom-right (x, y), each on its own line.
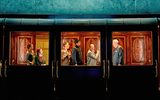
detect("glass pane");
top-left (61, 32), bottom-right (101, 66)
top-left (112, 31), bottom-right (153, 66)
top-left (10, 31), bottom-right (49, 66)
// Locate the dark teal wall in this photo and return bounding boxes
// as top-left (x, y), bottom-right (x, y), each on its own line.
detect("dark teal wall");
top-left (0, 0), bottom-right (160, 15)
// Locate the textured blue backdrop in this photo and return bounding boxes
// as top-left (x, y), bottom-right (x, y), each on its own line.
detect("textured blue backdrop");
top-left (0, 0), bottom-right (160, 14)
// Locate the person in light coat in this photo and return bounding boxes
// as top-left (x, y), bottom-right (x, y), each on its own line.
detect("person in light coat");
top-left (87, 44), bottom-right (100, 66)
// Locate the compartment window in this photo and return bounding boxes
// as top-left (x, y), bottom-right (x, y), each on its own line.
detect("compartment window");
top-left (10, 31), bottom-right (49, 66)
top-left (112, 31), bottom-right (153, 66)
top-left (61, 32), bottom-right (101, 66)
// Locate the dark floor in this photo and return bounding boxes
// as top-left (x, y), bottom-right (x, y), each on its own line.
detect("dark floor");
top-left (1, 78), bottom-right (160, 100)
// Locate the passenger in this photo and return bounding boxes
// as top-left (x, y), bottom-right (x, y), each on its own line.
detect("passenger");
top-left (112, 39), bottom-right (124, 66)
top-left (87, 44), bottom-right (100, 66)
top-left (26, 44), bottom-right (34, 65)
top-left (71, 39), bottom-right (83, 66)
top-left (61, 42), bottom-right (71, 65)
top-left (34, 48), bottom-right (46, 66)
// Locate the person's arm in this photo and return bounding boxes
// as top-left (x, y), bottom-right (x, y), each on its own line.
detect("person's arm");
top-left (87, 51), bottom-right (99, 60)
top-left (26, 54), bottom-right (33, 65)
top-left (118, 47), bottom-right (124, 65)
top-left (26, 53), bottom-right (29, 63)
top-left (34, 56), bottom-right (37, 65)
top-left (95, 50), bottom-right (100, 59)
top-left (72, 48), bottom-right (77, 65)
top-left (61, 50), bottom-right (67, 61)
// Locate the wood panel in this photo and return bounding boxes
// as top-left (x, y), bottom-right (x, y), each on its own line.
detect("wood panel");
top-left (131, 36), bottom-right (146, 64)
top-left (17, 36), bottom-right (33, 64)
top-left (10, 32), bottom-right (35, 65)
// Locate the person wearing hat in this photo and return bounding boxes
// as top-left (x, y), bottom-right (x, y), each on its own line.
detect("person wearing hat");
top-left (71, 39), bottom-right (83, 66)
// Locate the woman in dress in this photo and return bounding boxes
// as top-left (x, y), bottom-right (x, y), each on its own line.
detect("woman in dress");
top-left (34, 48), bottom-right (46, 66)
top-left (61, 42), bottom-right (71, 65)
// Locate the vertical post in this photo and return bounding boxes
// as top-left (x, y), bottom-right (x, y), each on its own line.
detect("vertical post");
top-left (157, 24), bottom-right (160, 91)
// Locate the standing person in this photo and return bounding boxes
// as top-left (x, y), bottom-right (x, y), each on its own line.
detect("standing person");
top-left (61, 42), bottom-right (71, 65)
top-left (112, 39), bottom-right (124, 66)
top-left (26, 44), bottom-right (34, 65)
top-left (87, 44), bottom-right (100, 66)
top-left (34, 48), bottom-right (46, 66)
top-left (71, 39), bottom-right (83, 66)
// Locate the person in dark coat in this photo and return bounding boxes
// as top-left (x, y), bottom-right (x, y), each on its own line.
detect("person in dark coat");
top-left (71, 39), bottom-right (83, 66)
top-left (112, 39), bottom-right (124, 66)
top-left (26, 44), bottom-right (34, 65)
top-left (34, 48), bottom-right (46, 66)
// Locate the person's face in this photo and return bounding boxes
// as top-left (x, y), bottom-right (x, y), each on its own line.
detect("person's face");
top-left (90, 44), bottom-right (95, 51)
top-left (113, 41), bottom-right (118, 48)
top-left (31, 44), bottom-right (33, 49)
top-left (65, 43), bottom-right (70, 49)
top-left (40, 49), bottom-right (43, 54)
top-left (28, 47), bottom-right (32, 52)
top-left (76, 41), bottom-right (81, 46)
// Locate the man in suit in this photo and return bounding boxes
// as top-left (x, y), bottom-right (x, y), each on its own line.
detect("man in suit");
top-left (112, 39), bottom-right (124, 66)
top-left (71, 39), bottom-right (83, 66)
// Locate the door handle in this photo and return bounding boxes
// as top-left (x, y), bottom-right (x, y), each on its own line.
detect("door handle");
top-left (52, 60), bottom-right (54, 79)
top-left (102, 60), bottom-right (106, 79)
top-left (155, 59), bottom-right (158, 78)
top-left (56, 61), bottom-right (59, 79)
top-left (4, 60), bottom-right (7, 78)
top-left (52, 60), bottom-right (56, 92)
top-left (107, 60), bottom-right (110, 79)
top-left (0, 60), bottom-right (2, 78)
